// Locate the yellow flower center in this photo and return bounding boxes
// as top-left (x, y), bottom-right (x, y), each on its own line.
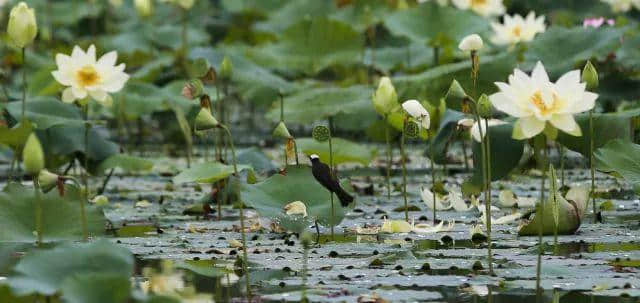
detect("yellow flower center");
top-left (471, 0), bottom-right (487, 6)
top-left (530, 91), bottom-right (560, 116)
top-left (76, 65), bottom-right (100, 87)
top-left (512, 26), bottom-right (522, 37)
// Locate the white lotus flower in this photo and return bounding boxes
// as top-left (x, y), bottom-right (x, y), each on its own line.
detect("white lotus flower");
top-left (451, 0), bottom-right (505, 17)
top-left (489, 61), bottom-right (598, 139)
top-left (458, 34), bottom-right (484, 51)
top-left (601, 0), bottom-right (640, 12)
top-left (52, 45), bottom-right (129, 105)
top-left (470, 119), bottom-right (507, 142)
top-left (402, 99), bottom-right (430, 129)
top-left (491, 12), bottom-right (546, 45)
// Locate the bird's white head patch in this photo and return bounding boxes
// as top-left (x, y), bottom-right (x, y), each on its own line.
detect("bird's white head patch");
top-left (309, 154), bottom-right (319, 160)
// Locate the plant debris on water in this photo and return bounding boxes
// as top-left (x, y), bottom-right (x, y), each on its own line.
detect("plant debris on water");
top-left (0, 0), bottom-right (640, 302)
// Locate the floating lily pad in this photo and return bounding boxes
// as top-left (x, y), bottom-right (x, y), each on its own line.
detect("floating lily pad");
top-left (240, 165), bottom-right (353, 231)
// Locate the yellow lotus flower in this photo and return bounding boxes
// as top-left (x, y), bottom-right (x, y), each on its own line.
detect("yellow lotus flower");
top-left (491, 12), bottom-right (546, 45)
top-left (52, 45), bottom-right (129, 105)
top-left (489, 62), bottom-right (598, 139)
top-left (451, 0), bottom-right (505, 17)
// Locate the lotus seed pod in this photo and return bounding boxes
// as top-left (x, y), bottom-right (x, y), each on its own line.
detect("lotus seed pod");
top-left (582, 61), bottom-right (599, 91)
top-left (7, 2), bottom-right (37, 48)
top-left (194, 108), bottom-right (219, 131)
top-left (23, 133), bottom-right (44, 176)
top-left (182, 79), bottom-right (204, 100)
top-left (404, 120), bottom-right (419, 138)
top-left (312, 125), bottom-right (330, 142)
top-left (273, 121), bottom-right (292, 139)
top-left (219, 56), bottom-right (233, 81)
top-left (477, 94), bottom-right (492, 118)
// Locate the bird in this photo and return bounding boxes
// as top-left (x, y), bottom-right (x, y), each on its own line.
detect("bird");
top-left (309, 154), bottom-right (354, 206)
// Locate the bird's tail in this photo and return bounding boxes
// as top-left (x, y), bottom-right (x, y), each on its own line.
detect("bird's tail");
top-left (335, 186), bottom-right (354, 207)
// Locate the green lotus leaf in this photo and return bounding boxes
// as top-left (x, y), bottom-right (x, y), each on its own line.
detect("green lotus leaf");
top-left (173, 162), bottom-right (251, 184)
top-left (266, 85), bottom-right (373, 124)
top-left (61, 273), bottom-right (131, 303)
top-left (253, 0), bottom-right (335, 34)
top-left (8, 240), bottom-right (133, 296)
top-left (524, 26), bottom-right (623, 78)
top-left (385, 2), bottom-right (489, 43)
top-left (296, 137), bottom-right (376, 166)
top-left (464, 122), bottom-right (525, 195)
top-left (97, 154), bottom-right (154, 174)
top-left (594, 139), bottom-right (640, 186)
top-left (0, 120), bottom-right (33, 149)
top-left (557, 110), bottom-right (638, 158)
top-left (0, 183), bottom-right (106, 243)
top-left (240, 165), bottom-right (352, 232)
top-left (249, 17), bottom-right (364, 74)
top-left (6, 98), bottom-right (84, 129)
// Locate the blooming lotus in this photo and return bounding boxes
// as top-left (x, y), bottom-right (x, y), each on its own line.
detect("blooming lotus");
top-left (52, 45), bottom-right (129, 105)
top-left (489, 62), bottom-right (597, 139)
top-left (451, 0), bottom-right (505, 17)
top-left (491, 12), bottom-right (546, 45)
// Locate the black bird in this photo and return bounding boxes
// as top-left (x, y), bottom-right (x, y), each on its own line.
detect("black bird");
top-left (309, 154), bottom-right (354, 206)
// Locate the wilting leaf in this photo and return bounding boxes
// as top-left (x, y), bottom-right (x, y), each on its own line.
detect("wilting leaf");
top-left (240, 165), bottom-right (353, 231)
top-left (0, 183), bottom-right (106, 243)
top-left (297, 137), bottom-right (376, 165)
top-left (518, 186), bottom-right (589, 236)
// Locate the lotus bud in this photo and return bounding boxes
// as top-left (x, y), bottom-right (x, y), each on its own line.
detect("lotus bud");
top-left (92, 195), bottom-right (110, 206)
top-left (134, 0), bottom-right (153, 18)
top-left (372, 77), bottom-right (398, 115)
top-left (445, 79), bottom-right (468, 102)
top-left (477, 94), bottom-right (492, 118)
top-left (182, 79), bottom-right (204, 100)
top-left (7, 2), bottom-right (38, 48)
top-left (458, 34), bottom-right (484, 52)
top-left (272, 121), bottom-right (292, 139)
top-left (38, 169), bottom-right (59, 191)
top-left (219, 56), bottom-right (233, 81)
top-left (582, 60), bottom-right (599, 91)
top-left (23, 133), bottom-right (44, 176)
top-left (194, 108), bottom-right (219, 131)
top-left (404, 120), bottom-right (419, 138)
top-left (312, 125), bottom-right (330, 142)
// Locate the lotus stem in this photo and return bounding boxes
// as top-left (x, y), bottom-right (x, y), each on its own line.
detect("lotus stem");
top-left (484, 118), bottom-right (493, 275)
top-left (33, 176), bottom-right (42, 247)
top-left (293, 139), bottom-right (299, 165)
top-left (329, 134), bottom-right (335, 240)
top-left (81, 104), bottom-right (90, 242)
top-left (589, 109), bottom-right (596, 223)
top-left (536, 135), bottom-right (548, 302)
top-left (20, 48), bottom-right (28, 122)
top-left (401, 117), bottom-right (408, 222)
top-left (429, 131), bottom-right (437, 223)
top-left (97, 168), bottom-right (115, 194)
top-left (181, 8), bottom-right (188, 59)
top-left (385, 114), bottom-right (391, 200)
top-left (559, 144), bottom-right (565, 188)
top-left (220, 123), bottom-right (250, 299)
